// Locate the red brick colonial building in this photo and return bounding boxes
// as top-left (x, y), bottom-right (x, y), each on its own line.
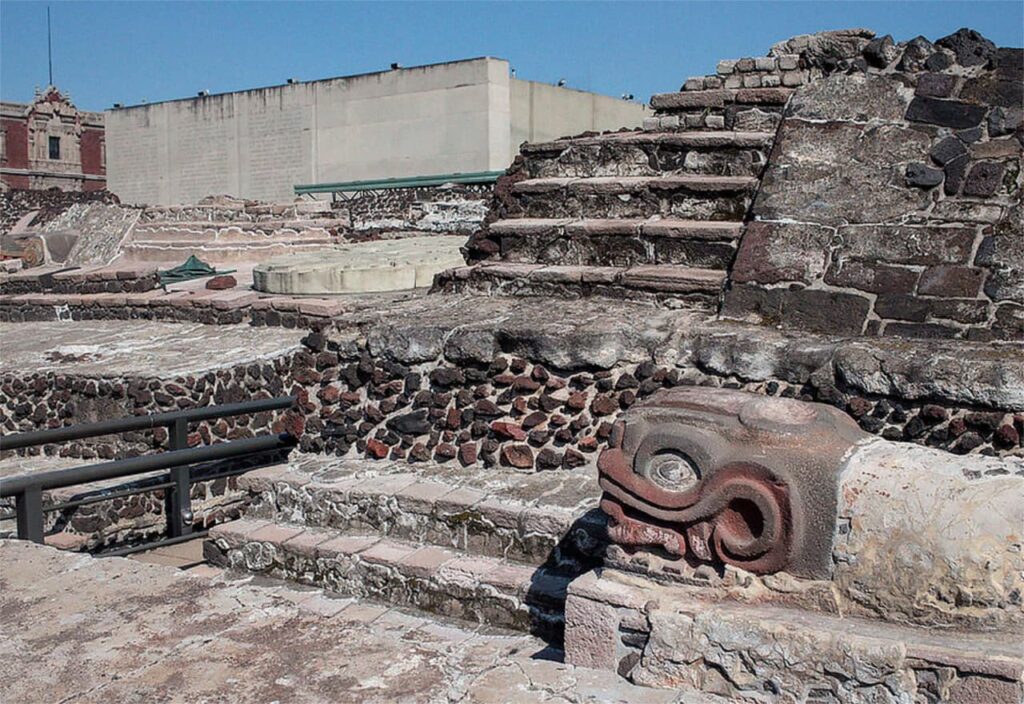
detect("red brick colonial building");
top-left (1, 86), bottom-right (105, 192)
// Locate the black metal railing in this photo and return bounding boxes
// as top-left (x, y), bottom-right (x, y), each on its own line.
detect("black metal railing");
top-left (0, 396), bottom-right (297, 550)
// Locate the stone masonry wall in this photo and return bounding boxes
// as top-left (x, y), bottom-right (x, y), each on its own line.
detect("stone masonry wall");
top-left (2, 298), bottom-right (1021, 462)
top-left (339, 183), bottom-right (491, 239)
top-left (0, 188), bottom-right (120, 235)
top-left (720, 30), bottom-right (1023, 340)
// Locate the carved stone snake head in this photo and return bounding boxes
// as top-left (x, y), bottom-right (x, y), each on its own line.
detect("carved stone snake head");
top-left (597, 388), bottom-right (866, 579)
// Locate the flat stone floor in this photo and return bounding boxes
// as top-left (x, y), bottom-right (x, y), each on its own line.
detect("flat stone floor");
top-left (0, 320), bottom-right (307, 378)
top-left (0, 540), bottom-right (714, 703)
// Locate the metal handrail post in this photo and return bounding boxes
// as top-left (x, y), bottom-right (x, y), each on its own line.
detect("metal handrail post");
top-left (167, 418), bottom-right (192, 538)
top-left (16, 485), bottom-right (44, 544)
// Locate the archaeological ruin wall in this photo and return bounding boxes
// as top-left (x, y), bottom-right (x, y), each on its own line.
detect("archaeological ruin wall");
top-left (722, 29), bottom-right (1022, 341)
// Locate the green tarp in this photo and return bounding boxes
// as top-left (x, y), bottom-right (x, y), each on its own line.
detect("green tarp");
top-left (158, 255), bottom-right (235, 287)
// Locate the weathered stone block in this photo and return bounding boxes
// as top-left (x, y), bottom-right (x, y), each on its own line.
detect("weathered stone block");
top-left (905, 162), bottom-right (944, 187)
top-left (731, 222), bottom-right (832, 285)
top-left (875, 294), bottom-right (931, 321)
top-left (835, 225), bottom-right (976, 265)
top-left (918, 265), bottom-right (986, 297)
top-left (929, 135), bottom-right (967, 165)
top-left (787, 73), bottom-right (910, 122)
top-left (722, 283), bottom-right (870, 335)
top-left (962, 160), bottom-right (1007, 197)
top-left (755, 121), bottom-right (933, 225)
top-left (915, 72), bottom-right (958, 98)
top-left (824, 259), bottom-right (919, 294)
top-left (905, 96), bottom-right (987, 129)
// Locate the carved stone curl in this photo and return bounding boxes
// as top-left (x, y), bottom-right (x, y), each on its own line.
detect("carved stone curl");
top-left (597, 388), bottom-right (866, 579)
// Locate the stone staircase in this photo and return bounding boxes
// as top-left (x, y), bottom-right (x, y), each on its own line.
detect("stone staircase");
top-left (435, 96), bottom-right (789, 305)
top-left (204, 456), bottom-right (607, 643)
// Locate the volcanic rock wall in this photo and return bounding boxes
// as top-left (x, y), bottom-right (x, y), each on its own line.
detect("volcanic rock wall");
top-left (719, 30), bottom-right (1023, 341)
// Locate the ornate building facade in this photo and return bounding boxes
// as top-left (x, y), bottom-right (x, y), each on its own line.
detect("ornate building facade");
top-left (1, 86), bottom-right (105, 191)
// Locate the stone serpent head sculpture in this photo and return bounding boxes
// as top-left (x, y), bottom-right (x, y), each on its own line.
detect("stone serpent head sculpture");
top-left (597, 388), bottom-right (867, 580)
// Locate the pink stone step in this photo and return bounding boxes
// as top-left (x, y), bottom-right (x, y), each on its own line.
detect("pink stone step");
top-left (522, 130), bottom-right (776, 153)
top-left (491, 218), bottom-right (743, 241)
top-left (650, 87), bottom-right (794, 110)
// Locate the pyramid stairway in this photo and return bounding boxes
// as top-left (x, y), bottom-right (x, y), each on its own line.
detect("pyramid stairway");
top-left (434, 86), bottom-right (793, 307)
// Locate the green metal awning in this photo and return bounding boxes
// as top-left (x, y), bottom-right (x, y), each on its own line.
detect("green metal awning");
top-left (294, 170), bottom-right (503, 195)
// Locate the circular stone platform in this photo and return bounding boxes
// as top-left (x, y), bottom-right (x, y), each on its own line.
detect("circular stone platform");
top-left (252, 236), bottom-right (465, 294)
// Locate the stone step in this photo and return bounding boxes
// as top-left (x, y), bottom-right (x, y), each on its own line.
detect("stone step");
top-left (489, 218), bottom-right (743, 268)
top-left (522, 130), bottom-right (776, 153)
top-left (433, 262), bottom-right (727, 304)
top-left (520, 131), bottom-right (775, 179)
top-left (118, 239), bottom-right (336, 264)
top-left (205, 518), bottom-right (574, 640)
top-left (238, 456), bottom-right (606, 568)
top-left (510, 175), bottom-right (757, 221)
top-left (650, 87), bottom-right (794, 111)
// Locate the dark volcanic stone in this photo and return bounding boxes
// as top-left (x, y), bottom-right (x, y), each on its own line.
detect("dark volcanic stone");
top-left (962, 161), bottom-right (1006, 197)
top-left (535, 448), bottom-right (562, 470)
top-left (929, 136), bottom-right (967, 166)
top-left (994, 424), bottom-right (1020, 448)
top-left (943, 155), bottom-right (969, 195)
top-left (458, 442), bottom-right (478, 466)
top-left (429, 367), bottom-right (465, 388)
top-left (434, 443), bottom-right (457, 461)
top-left (386, 410), bottom-right (432, 436)
top-left (935, 28), bottom-right (996, 67)
top-left (923, 52), bottom-right (954, 72)
top-left (915, 72), bottom-right (957, 98)
top-left (562, 448), bottom-right (586, 469)
top-left (920, 404), bottom-right (949, 423)
top-left (905, 162), bottom-right (944, 188)
top-left (905, 96), bottom-right (986, 129)
top-left (824, 259), bottom-right (918, 295)
top-left (954, 431), bottom-right (985, 454)
top-left (917, 266), bottom-right (985, 297)
top-left (859, 416), bottom-right (885, 433)
top-left (897, 36), bottom-right (936, 72)
top-left (876, 295), bottom-right (930, 322)
top-left (408, 442), bottom-right (432, 462)
top-left (988, 107), bottom-right (1024, 137)
top-left (863, 34), bottom-right (898, 67)
top-left (965, 411), bottom-right (1003, 431)
top-left (474, 399), bottom-right (502, 417)
top-left (723, 285), bottom-right (871, 336)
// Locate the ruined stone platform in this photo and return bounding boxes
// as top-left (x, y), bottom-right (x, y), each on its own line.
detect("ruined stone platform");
top-left (0, 320), bottom-right (307, 378)
top-left (253, 236), bottom-right (466, 294)
top-left (0, 539), bottom-right (715, 703)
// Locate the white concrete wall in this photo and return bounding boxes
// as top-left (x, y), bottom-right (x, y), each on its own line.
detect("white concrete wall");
top-left (106, 58), bottom-right (650, 205)
top-left (509, 79), bottom-right (649, 153)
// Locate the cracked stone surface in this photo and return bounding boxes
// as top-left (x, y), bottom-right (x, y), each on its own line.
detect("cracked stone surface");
top-left (0, 540), bottom-right (716, 703)
top-left (0, 320), bottom-right (306, 378)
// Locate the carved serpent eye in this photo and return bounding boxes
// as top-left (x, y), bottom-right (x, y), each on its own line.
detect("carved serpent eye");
top-left (642, 449), bottom-right (701, 492)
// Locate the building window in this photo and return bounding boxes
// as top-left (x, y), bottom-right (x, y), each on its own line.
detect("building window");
top-left (49, 136), bottom-right (61, 160)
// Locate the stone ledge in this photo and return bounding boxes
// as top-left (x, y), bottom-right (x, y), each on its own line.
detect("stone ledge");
top-left (565, 568), bottom-right (1023, 701)
top-left (521, 130), bottom-right (776, 153)
top-left (512, 175), bottom-right (758, 195)
top-left (206, 519), bottom-right (572, 639)
top-left (237, 455), bottom-right (604, 566)
top-left (650, 87), bottom-right (794, 110)
top-left (490, 218), bottom-right (744, 241)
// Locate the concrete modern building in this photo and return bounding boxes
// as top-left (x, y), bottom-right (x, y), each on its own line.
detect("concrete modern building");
top-left (105, 58), bottom-right (649, 205)
top-left (1, 86), bottom-right (106, 192)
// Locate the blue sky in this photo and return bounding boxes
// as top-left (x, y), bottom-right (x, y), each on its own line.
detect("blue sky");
top-left (2, 1), bottom-right (1022, 111)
